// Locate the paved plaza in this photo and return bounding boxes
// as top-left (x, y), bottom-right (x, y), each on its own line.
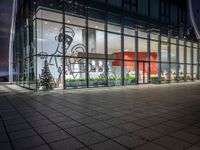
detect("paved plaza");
top-left (0, 82), bottom-right (200, 150)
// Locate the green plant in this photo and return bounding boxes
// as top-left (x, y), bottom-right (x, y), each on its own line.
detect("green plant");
top-left (150, 76), bottom-right (159, 80)
top-left (124, 76), bottom-right (136, 81)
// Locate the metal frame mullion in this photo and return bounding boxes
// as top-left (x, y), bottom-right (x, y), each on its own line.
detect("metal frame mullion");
top-left (62, 1), bottom-right (66, 89)
top-left (105, 0), bottom-right (108, 87)
top-left (184, 39), bottom-right (187, 81)
top-left (191, 42), bottom-right (194, 80)
top-left (86, 2), bottom-right (89, 88)
top-left (197, 41), bottom-right (200, 80)
top-left (176, 38), bottom-right (179, 80)
top-left (147, 28), bottom-right (151, 83)
top-left (135, 29), bottom-right (139, 84)
top-left (158, 33), bottom-right (161, 82)
top-left (167, 29), bottom-right (171, 81)
top-left (121, 17), bottom-right (124, 86)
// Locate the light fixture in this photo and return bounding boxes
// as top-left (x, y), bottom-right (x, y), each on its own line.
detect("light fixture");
top-left (67, 20), bottom-right (70, 23)
top-left (44, 21), bottom-right (48, 25)
top-left (95, 26), bottom-right (98, 28)
top-left (99, 61), bottom-right (102, 66)
top-left (92, 60), bottom-right (95, 66)
top-left (54, 27), bottom-right (58, 30)
top-left (124, 49), bottom-right (129, 51)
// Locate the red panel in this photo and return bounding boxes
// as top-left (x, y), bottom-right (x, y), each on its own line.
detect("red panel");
top-left (112, 52), bottom-right (158, 74)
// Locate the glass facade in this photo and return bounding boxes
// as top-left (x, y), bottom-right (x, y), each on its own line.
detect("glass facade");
top-left (12, 0), bottom-right (200, 90)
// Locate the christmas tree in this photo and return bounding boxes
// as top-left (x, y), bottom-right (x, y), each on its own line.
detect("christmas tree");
top-left (40, 59), bottom-right (54, 90)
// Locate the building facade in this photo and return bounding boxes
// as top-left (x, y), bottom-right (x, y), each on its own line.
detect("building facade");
top-left (11, 0), bottom-right (200, 90)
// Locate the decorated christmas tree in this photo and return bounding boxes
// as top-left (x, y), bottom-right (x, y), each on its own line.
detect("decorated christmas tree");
top-left (40, 59), bottom-right (54, 90)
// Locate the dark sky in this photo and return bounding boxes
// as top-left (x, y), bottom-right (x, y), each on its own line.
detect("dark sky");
top-left (0, 0), bottom-right (13, 76)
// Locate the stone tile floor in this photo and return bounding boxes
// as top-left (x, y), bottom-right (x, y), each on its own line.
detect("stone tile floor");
top-left (0, 82), bottom-right (200, 150)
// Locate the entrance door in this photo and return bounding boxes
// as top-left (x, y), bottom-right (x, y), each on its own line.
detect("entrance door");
top-left (138, 60), bottom-right (148, 84)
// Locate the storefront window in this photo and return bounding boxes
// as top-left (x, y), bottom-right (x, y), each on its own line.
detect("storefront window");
top-left (107, 60), bottom-right (122, 86)
top-left (150, 0), bottom-right (159, 20)
top-left (187, 47), bottom-right (191, 64)
top-left (138, 0), bottom-right (148, 16)
top-left (37, 9), bottom-right (62, 22)
top-left (88, 20), bottom-right (105, 30)
top-left (108, 33), bottom-right (121, 58)
top-left (179, 45), bottom-right (184, 63)
top-left (88, 59), bottom-right (106, 87)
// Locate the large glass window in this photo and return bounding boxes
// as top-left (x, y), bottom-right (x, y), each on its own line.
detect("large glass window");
top-left (138, 0), bottom-right (148, 16)
top-left (179, 45), bottom-right (184, 63)
top-left (150, 0), bottom-right (159, 20)
top-left (108, 33), bottom-right (121, 58)
top-left (108, 0), bottom-right (122, 8)
top-left (124, 36), bottom-right (136, 84)
top-left (88, 29), bottom-right (105, 57)
top-left (187, 47), bottom-right (191, 64)
top-left (170, 5), bottom-right (178, 25)
top-left (37, 9), bottom-right (62, 22)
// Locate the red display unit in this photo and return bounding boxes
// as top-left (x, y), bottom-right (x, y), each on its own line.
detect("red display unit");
top-left (112, 52), bottom-right (158, 74)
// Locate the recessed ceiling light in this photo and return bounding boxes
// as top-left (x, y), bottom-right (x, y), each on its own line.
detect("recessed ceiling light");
top-left (67, 20), bottom-right (70, 23)
top-left (44, 21), bottom-right (48, 25)
top-left (95, 26), bottom-right (98, 28)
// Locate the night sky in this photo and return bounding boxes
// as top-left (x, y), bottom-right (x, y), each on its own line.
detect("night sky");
top-left (0, 0), bottom-right (13, 77)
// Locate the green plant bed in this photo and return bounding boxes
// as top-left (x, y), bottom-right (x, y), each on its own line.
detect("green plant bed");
top-left (124, 76), bottom-right (136, 85)
top-left (65, 79), bottom-right (86, 87)
top-left (150, 76), bottom-right (161, 84)
top-left (65, 77), bottom-right (137, 87)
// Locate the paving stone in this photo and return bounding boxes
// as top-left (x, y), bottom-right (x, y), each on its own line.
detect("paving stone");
top-left (6, 123), bottom-right (31, 133)
top-left (35, 124), bottom-right (60, 134)
top-left (78, 147), bottom-right (90, 150)
top-left (170, 130), bottom-right (200, 144)
top-left (57, 120), bottom-right (81, 129)
top-left (30, 119), bottom-right (52, 128)
top-left (161, 120), bottom-right (188, 130)
top-left (41, 130), bottom-right (71, 143)
top-left (90, 140), bottom-right (128, 150)
top-left (85, 122), bottom-right (111, 130)
top-left (149, 124), bottom-right (178, 135)
top-left (133, 128), bottom-right (163, 140)
top-left (0, 125), bottom-right (6, 134)
top-left (0, 134), bottom-right (9, 143)
top-left (65, 125), bottom-right (93, 137)
top-left (0, 142), bottom-right (12, 150)
top-left (3, 118), bottom-right (26, 126)
top-left (13, 135), bottom-right (45, 150)
top-left (76, 132), bottom-right (107, 146)
top-left (183, 126), bottom-right (200, 136)
top-left (116, 122), bottom-right (143, 132)
top-left (133, 142), bottom-right (168, 150)
top-left (78, 117), bottom-right (98, 124)
top-left (105, 118), bottom-right (126, 125)
top-left (9, 128), bottom-right (37, 141)
top-left (114, 135), bottom-right (146, 149)
top-left (2, 83), bottom-right (200, 150)
top-left (185, 145), bottom-right (200, 150)
top-left (154, 136), bottom-right (191, 150)
top-left (133, 119), bottom-right (158, 127)
top-left (29, 144), bottom-right (51, 150)
top-left (50, 138), bottom-right (84, 150)
top-left (98, 127), bottom-right (126, 138)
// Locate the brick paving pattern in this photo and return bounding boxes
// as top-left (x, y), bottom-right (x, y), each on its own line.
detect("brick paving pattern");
top-left (0, 82), bottom-right (200, 150)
